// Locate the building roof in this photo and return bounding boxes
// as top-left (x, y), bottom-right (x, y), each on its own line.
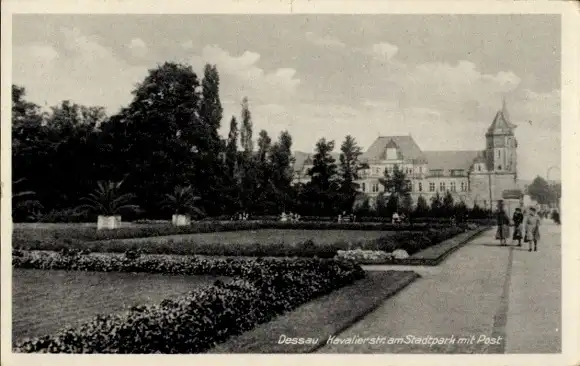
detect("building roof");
top-left (423, 150), bottom-right (482, 174)
top-left (361, 135), bottom-right (427, 163)
top-left (292, 151), bottom-right (341, 173)
top-left (487, 99), bottom-right (517, 135)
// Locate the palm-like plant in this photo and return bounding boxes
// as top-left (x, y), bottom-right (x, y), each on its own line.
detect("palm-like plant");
top-left (162, 186), bottom-right (204, 217)
top-left (76, 180), bottom-right (140, 216)
top-left (12, 178), bottom-right (43, 220)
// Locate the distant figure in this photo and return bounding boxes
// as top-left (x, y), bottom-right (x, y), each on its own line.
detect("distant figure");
top-left (337, 214), bottom-right (342, 223)
top-left (552, 209), bottom-right (560, 225)
top-left (280, 212), bottom-right (288, 222)
top-left (524, 207), bottom-right (541, 252)
top-left (495, 200), bottom-right (510, 246)
top-left (512, 207), bottom-right (524, 246)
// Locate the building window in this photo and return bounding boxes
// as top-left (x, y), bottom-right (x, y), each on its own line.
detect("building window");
top-left (372, 183), bottom-right (379, 193)
top-left (461, 181), bottom-right (466, 191)
top-left (497, 150), bottom-right (500, 158)
top-left (386, 148), bottom-right (397, 160)
top-left (439, 182), bottom-right (446, 191)
top-left (450, 182), bottom-right (456, 192)
top-left (418, 182), bottom-right (423, 192)
top-left (361, 183), bottom-right (366, 192)
top-left (429, 182), bottom-right (435, 192)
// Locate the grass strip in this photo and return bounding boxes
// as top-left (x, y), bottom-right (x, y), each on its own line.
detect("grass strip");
top-left (208, 270), bottom-right (419, 354)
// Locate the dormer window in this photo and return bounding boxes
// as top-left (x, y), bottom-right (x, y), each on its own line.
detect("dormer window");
top-left (384, 140), bottom-right (399, 160)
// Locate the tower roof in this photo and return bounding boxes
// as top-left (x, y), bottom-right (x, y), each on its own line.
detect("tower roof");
top-left (487, 99), bottom-right (517, 135)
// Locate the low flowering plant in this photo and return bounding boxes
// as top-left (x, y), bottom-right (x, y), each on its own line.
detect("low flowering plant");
top-left (336, 249), bottom-right (393, 264)
top-left (13, 252), bottom-right (365, 354)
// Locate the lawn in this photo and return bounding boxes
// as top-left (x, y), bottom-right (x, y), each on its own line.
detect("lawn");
top-left (14, 229), bottom-right (394, 257)
top-left (12, 269), bottom-right (230, 341)
top-left (104, 229), bottom-right (390, 246)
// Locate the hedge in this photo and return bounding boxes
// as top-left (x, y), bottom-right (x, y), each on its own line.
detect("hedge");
top-left (13, 225), bottom-right (470, 259)
top-left (13, 256), bottom-right (364, 353)
top-left (12, 221), bottom-right (452, 249)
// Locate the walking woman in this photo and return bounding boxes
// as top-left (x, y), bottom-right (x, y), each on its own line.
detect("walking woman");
top-left (524, 207), bottom-right (541, 252)
top-left (512, 207), bottom-right (524, 246)
top-left (495, 200), bottom-right (511, 246)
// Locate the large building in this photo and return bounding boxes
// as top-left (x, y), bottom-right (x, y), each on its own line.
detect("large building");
top-left (292, 101), bottom-right (521, 210)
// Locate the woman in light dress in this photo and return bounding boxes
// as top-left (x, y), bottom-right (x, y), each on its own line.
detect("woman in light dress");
top-left (524, 207), bottom-right (541, 252)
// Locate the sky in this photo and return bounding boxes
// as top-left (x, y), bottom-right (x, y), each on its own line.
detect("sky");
top-left (12, 14), bottom-right (561, 181)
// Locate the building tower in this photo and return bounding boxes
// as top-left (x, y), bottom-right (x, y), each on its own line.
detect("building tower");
top-left (485, 98), bottom-right (518, 179)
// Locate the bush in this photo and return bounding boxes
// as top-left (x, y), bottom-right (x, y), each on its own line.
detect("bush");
top-left (13, 254), bottom-right (364, 353)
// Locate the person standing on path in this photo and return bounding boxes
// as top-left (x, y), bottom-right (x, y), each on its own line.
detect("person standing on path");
top-left (524, 207), bottom-right (541, 252)
top-left (512, 207), bottom-right (524, 246)
top-left (495, 200), bottom-right (511, 246)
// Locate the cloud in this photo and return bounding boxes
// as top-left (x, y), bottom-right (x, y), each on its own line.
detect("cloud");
top-left (181, 40), bottom-right (194, 50)
top-left (128, 38), bottom-right (147, 57)
top-left (189, 45), bottom-right (300, 104)
top-left (305, 32), bottom-right (346, 48)
top-left (13, 27), bottom-right (148, 113)
top-left (370, 42), bottom-right (398, 61)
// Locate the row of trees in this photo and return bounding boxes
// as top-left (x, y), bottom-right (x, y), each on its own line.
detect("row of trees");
top-left (12, 61), bottom-right (489, 222)
top-left (11, 62), bottom-right (371, 221)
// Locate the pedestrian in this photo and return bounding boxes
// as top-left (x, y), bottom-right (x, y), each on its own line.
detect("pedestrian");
top-left (524, 207), bottom-right (541, 252)
top-left (495, 200), bottom-right (510, 246)
top-left (512, 207), bottom-right (524, 246)
top-left (551, 209), bottom-right (560, 225)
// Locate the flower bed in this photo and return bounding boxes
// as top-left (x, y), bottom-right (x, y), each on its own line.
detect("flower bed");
top-left (336, 249), bottom-right (393, 264)
top-left (13, 254), bottom-right (364, 353)
top-left (335, 226), bottom-right (488, 265)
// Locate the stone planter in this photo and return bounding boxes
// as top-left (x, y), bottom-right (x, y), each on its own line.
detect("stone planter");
top-left (172, 214), bottom-right (191, 226)
top-left (97, 215), bottom-right (122, 230)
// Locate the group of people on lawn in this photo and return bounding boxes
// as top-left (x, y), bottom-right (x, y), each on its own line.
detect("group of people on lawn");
top-left (495, 200), bottom-right (560, 252)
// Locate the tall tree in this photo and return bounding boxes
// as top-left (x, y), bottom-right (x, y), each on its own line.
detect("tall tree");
top-left (200, 64), bottom-right (223, 132)
top-left (118, 62), bottom-right (203, 216)
top-left (379, 164), bottom-right (411, 213)
top-left (225, 116), bottom-right (239, 179)
top-left (257, 130), bottom-right (272, 163)
top-left (339, 135), bottom-right (363, 189)
top-left (269, 130), bottom-right (295, 211)
top-left (308, 138), bottom-right (338, 191)
top-left (240, 97), bottom-right (254, 154)
top-left (414, 195), bottom-right (429, 217)
top-left (527, 175), bottom-right (556, 205)
top-left (430, 192), bottom-right (443, 216)
top-left (306, 138), bottom-right (339, 215)
top-left (442, 191), bottom-right (455, 216)
top-left (199, 64), bottom-right (228, 214)
top-left (338, 135), bottom-right (363, 211)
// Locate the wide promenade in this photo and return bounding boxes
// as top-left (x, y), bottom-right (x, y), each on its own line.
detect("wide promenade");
top-left (317, 221), bottom-right (561, 354)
